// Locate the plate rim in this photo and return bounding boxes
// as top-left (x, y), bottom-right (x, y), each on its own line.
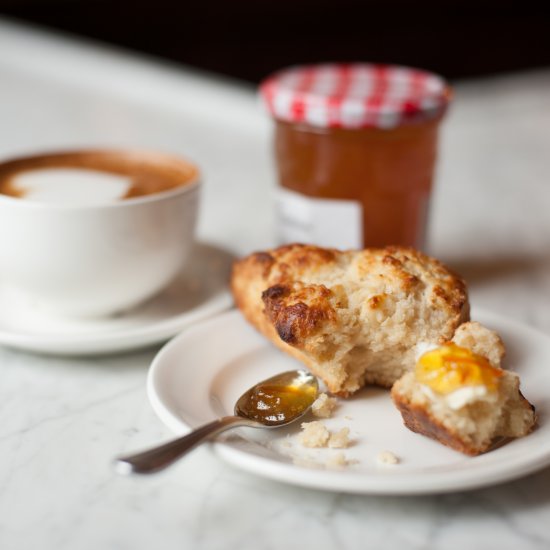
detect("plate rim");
top-left (147, 307), bottom-right (550, 495)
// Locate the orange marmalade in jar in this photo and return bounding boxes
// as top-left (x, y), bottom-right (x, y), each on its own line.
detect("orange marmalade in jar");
top-left (260, 64), bottom-right (452, 249)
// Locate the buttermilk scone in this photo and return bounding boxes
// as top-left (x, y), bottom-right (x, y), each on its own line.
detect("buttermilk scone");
top-left (391, 322), bottom-right (537, 455)
top-left (231, 244), bottom-right (469, 396)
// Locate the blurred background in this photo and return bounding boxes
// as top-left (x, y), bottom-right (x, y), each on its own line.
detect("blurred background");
top-left (1, 0), bottom-right (549, 83)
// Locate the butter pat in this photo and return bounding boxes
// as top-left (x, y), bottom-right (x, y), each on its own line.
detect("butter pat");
top-left (415, 341), bottom-right (439, 361)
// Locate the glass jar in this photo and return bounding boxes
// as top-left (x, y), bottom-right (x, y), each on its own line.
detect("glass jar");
top-left (260, 64), bottom-right (451, 249)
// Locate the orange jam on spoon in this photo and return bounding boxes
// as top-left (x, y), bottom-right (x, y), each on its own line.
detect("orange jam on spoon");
top-left (416, 343), bottom-right (503, 394)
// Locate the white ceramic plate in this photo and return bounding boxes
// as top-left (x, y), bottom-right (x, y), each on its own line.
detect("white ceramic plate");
top-left (0, 242), bottom-right (233, 355)
top-left (148, 308), bottom-right (550, 495)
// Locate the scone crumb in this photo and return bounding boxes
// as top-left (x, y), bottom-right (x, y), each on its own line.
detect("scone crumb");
top-left (300, 421), bottom-right (330, 447)
top-left (326, 452), bottom-right (348, 468)
top-left (328, 427), bottom-right (351, 449)
top-left (311, 393), bottom-right (338, 418)
top-left (377, 450), bottom-right (400, 465)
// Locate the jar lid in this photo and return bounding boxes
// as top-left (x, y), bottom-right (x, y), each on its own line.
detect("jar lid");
top-left (259, 63), bottom-right (451, 129)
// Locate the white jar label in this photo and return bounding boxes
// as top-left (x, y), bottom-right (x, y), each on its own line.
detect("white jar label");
top-left (276, 188), bottom-right (363, 249)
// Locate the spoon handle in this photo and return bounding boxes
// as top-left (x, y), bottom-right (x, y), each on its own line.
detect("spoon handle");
top-left (115, 416), bottom-right (250, 474)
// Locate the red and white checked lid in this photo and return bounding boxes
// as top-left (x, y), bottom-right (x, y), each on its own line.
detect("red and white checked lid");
top-left (260, 63), bottom-right (451, 129)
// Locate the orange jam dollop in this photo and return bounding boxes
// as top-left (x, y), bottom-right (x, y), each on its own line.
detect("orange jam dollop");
top-left (236, 381), bottom-right (318, 426)
top-left (415, 343), bottom-right (503, 394)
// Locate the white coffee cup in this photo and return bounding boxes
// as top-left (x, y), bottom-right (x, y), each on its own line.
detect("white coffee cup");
top-left (0, 149), bottom-right (200, 317)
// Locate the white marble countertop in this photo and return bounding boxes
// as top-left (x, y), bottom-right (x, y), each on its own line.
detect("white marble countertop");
top-left (1, 18), bottom-right (550, 550)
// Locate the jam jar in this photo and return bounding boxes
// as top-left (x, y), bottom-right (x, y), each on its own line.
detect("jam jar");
top-left (260, 64), bottom-right (452, 249)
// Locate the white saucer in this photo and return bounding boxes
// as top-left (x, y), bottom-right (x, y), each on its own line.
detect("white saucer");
top-left (0, 242), bottom-right (233, 355)
top-left (148, 308), bottom-right (550, 495)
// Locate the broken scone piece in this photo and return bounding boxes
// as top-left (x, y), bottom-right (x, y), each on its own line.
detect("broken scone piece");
top-left (232, 244), bottom-right (469, 396)
top-left (392, 322), bottom-right (537, 455)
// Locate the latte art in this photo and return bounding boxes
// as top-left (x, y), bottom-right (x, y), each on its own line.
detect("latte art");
top-left (0, 150), bottom-right (198, 205)
top-left (4, 169), bottom-right (132, 205)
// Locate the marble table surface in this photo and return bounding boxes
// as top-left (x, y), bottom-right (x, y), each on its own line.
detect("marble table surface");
top-left (1, 18), bottom-right (550, 550)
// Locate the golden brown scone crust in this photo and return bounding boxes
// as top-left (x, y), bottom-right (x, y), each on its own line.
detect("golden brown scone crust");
top-left (231, 244), bottom-right (470, 395)
top-left (391, 392), bottom-right (482, 455)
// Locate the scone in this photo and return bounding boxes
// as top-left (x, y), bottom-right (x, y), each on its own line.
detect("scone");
top-left (231, 244), bottom-right (470, 396)
top-left (391, 322), bottom-right (537, 455)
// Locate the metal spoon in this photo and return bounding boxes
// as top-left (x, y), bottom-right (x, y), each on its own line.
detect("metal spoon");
top-left (115, 369), bottom-right (318, 475)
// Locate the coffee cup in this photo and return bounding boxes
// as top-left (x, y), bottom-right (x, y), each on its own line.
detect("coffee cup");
top-left (0, 149), bottom-right (200, 317)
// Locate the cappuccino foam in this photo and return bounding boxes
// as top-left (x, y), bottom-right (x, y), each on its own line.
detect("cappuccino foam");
top-left (0, 150), bottom-right (199, 205)
top-left (10, 169), bottom-right (132, 205)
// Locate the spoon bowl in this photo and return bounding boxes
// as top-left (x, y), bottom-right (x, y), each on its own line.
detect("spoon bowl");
top-left (115, 369), bottom-right (318, 474)
top-left (234, 369), bottom-right (318, 427)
